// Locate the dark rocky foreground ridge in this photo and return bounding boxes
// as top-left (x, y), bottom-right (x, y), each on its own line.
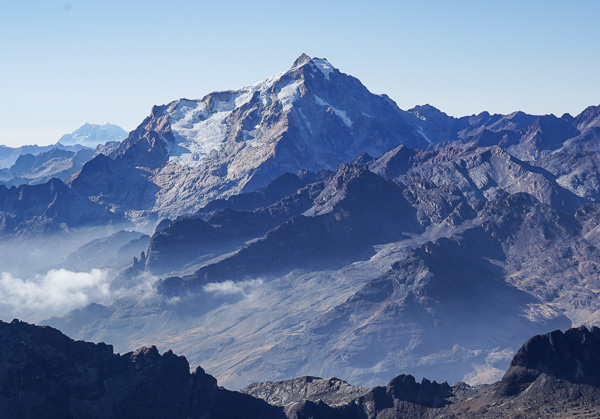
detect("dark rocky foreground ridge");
top-left (0, 320), bottom-right (283, 418)
top-left (3, 320), bottom-right (600, 418)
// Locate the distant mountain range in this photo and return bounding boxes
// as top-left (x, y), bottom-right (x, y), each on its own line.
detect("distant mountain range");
top-left (0, 123), bottom-right (127, 187)
top-left (2, 54), bottom-right (600, 394)
top-left (0, 143), bottom-right (86, 169)
top-left (58, 123), bottom-right (128, 148)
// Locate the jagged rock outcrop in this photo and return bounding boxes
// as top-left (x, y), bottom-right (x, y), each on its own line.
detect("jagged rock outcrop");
top-left (242, 376), bottom-right (369, 409)
top-left (242, 327), bottom-right (600, 418)
top-left (407, 104), bottom-right (600, 162)
top-left (244, 374), bottom-right (453, 418)
top-left (60, 230), bottom-right (149, 271)
top-left (496, 326), bottom-right (600, 396)
top-left (0, 319), bottom-right (283, 419)
top-left (371, 144), bottom-right (580, 210)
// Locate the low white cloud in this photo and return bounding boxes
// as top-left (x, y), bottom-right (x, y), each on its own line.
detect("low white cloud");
top-left (0, 269), bottom-right (113, 322)
top-left (203, 279), bottom-right (264, 297)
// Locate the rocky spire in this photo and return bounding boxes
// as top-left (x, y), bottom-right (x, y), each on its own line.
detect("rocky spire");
top-left (291, 53), bottom-right (311, 68)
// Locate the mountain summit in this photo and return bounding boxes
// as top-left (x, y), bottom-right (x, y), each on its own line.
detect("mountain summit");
top-left (58, 123), bottom-right (128, 148)
top-left (69, 55), bottom-right (432, 218)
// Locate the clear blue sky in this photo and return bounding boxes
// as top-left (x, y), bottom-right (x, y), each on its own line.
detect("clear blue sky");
top-left (1, 0), bottom-right (599, 146)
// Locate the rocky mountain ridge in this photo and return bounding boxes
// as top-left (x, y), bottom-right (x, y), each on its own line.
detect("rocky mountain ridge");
top-left (3, 320), bottom-right (600, 418)
top-left (408, 103), bottom-right (600, 161)
top-left (0, 319), bottom-right (282, 418)
top-left (55, 139), bottom-right (600, 389)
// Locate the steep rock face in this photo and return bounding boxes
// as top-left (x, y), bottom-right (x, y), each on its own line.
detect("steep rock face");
top-left (408, 104), bottom-right (458, 143)
top-left (242, 376), bottom-right (369, 409)
top-left (68, 153), bottom-right (161, 212)
top-left (244, 374), bottom-right (453, 419)
top-left (0, 319), bottom-right (283, 419)
top-left (69, 55), bottom-right (430, 218)
top-left (497, 326), bottom-right (600, 396)
top-left (573, 105), bottom-right (600, 131)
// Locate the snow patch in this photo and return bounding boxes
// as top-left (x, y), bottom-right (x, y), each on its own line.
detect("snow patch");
top-left (164, 57), bottom-right (337, 166)
top-left (312, 58), bottom-right (334, 80)
top-left (169, 99), bottom-right (230, 166)
top-left (314, 95), bottom-right (353, 128)
top-left (277, 79), bottom-right (303, 112)
top-left (166, 68), bottom-right (299, 166)
top-left (299, 108), bottom-right (313, 132)
top-left (417, 126), bottom-right (433, 144)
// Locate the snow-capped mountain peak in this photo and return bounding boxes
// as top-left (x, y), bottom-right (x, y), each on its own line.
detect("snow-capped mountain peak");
top-left (75, 54), bottom-right (429, 216)
top-left (161, 55), bottom-right (340, 167)
top-left (310, 57), bottom-right (335, 80)
top-left (152, 54), bottom-right (420, 170)
top-left (58, 123), bottom-right (128, 148)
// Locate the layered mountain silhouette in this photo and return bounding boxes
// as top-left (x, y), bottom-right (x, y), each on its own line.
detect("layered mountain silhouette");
top-left (3, 320), bottom-right (600, 418)
top-left (2, 54), bottom-right (600, 395)
top-left (2, 55), bottom-right (599, 227)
